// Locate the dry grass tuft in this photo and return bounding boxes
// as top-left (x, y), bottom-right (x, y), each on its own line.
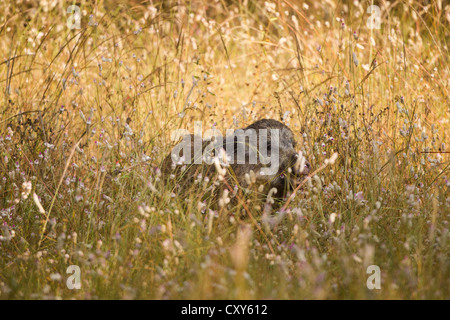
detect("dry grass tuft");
top-left (0, 0), bottom-right (448, 299)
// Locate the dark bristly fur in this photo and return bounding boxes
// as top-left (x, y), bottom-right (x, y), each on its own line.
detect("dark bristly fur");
top-left (161, 119), bottom-right (310, 205)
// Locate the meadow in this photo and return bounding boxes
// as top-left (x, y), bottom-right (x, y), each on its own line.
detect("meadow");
top-left (0, 0), bottom-right (449, 299)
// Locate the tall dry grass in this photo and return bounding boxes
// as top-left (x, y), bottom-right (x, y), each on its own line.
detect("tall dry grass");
top-left (0, 0), bottom-right (448, 299)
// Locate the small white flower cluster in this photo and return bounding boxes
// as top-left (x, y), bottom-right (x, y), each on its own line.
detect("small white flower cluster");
top-left (123, 123), bottom-right (134, 140)
top-left (294, 151), bottom-right (308, 174)
top-left (266, 187), bottom-right (278, 205)
top-left (244, 170), bottom-right (257, 186)
top-left (0, 227), bottom-right (15, 242)
top-left (219, 189), bottom-right (231, 208)
top-left (213, 148), bottom-right (228, 181)
top-left (324, 152), bottom-right (339, 165)
top-left (137, 205), bottom-right (153, 218)
top-left (21, 181), bottom-right (32, 200)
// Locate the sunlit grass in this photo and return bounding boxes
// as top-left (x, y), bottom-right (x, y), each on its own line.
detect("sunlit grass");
top-left (0, 0), bottom-right (448, 299)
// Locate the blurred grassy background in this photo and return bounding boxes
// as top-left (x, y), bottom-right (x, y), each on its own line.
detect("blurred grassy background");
top-left (0, 0), bottom-right (448, 299)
